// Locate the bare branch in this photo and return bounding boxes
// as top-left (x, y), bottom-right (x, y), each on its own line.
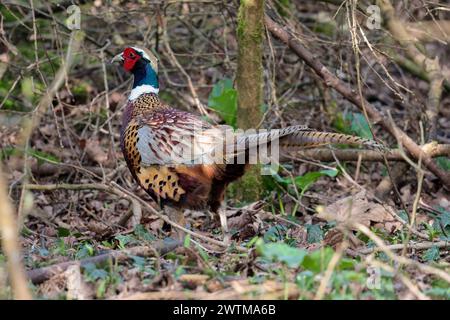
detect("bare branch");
top-left (265, 15), bottom-right (450, 188)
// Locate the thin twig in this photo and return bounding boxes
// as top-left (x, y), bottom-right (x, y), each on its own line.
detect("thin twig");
top-left (159, 14), bottom-right (209, 117)
top-left (314, 241), bottom-right (348, 300)
top-left (19, 30), bottom-right (85, 145)
top-left (282, 144), bottom-right (450, 162)
top-left (356, 240), bottom-right (449, 255)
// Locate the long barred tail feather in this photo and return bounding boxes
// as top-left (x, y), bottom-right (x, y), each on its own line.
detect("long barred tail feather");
top-left (223, 125), bottom-right (386, 163)
top-left (233, 125), bottom-right (384, 151)
top-left (280, 130), bottom-right (385, 150)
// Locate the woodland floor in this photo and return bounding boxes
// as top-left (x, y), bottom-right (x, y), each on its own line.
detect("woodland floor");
top-left (0, 1), bottom-right (449, 300)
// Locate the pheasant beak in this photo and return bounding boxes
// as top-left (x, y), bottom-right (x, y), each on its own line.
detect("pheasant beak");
top-left (111, 53), bottom-right (124, 64)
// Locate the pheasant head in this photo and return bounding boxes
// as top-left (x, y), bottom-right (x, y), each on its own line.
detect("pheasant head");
top-left (112, 46), bottom-right (159, 100)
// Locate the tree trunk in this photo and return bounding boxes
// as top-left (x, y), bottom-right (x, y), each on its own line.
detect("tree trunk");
top-left (234, 0), bottom-right (265, 203)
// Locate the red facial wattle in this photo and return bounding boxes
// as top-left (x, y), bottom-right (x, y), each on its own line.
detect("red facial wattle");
top-left (123, 47), bottom-right (140, 72)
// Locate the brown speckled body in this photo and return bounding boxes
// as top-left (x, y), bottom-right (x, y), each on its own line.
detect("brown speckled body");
top-left (121, 93), bottom-right (244, 213)
top-left (121, 94), bottom-right (381, 214)
top-left (115, 46), bottom-right (383, 241)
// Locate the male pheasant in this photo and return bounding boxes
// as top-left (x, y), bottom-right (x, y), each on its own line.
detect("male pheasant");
top-left (112, 46), bottom-right (380, 243)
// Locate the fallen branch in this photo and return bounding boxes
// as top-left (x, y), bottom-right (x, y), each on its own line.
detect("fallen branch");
top-left (27, 242), bottom-right (180, 285)
top-left (283, 144), bottom-right (450, 162)
top-left (27, 144), bottom-right (449, 180)
top-left (265, 15), bottom-right (450, 188)
top-left (119, 279), bottom-right (302, 300)
top-left (356, 240), bottom-right (449, 255)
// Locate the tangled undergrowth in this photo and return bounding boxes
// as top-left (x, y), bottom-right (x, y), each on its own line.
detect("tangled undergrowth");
top-left (0, 1), bottom-right (449, 300)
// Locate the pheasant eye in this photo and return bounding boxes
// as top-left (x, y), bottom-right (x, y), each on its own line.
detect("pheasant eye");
top-left (129, 52), bottom-right (135, 58)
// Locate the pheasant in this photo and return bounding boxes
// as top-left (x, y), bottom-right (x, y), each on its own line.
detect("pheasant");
top-left (112, 46), bottom-right (381, 243)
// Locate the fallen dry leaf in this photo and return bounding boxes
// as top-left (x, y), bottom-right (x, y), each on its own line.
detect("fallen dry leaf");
top-left (317, 191), bottom-right (402, 233)
top-left (84, 139), bottom-right (108, 164)
top-left (228, 211), bottom-right (253, 231)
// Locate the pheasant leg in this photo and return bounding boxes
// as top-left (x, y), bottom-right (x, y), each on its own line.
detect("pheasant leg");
top-left (218, 206), bottom-right (231, 246)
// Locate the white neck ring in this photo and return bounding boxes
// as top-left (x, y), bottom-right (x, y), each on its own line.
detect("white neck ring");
top-left (129, 84), bottom-right (159, 101)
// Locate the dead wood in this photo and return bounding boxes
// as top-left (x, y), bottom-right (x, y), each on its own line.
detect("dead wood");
top-left (27, 241), bottom-right (181, 285)
top-left (283, 144), bottom-right (450, 162)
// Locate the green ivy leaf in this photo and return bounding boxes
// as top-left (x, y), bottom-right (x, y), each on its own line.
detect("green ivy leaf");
top-left (306, 224), bottom-right (323, 244)
top-left (1, 147), bottom-right (60, 165)
top-left (438, 209), bottom-right (450, 228)
top-left (436, 157), bottom-right (450, 171)
top-left (424, 287), bottom-right (450, 299)
top-left (422, 246), bottom-right (440, 262)
top-left (97, 279), bottom-right (108, 298)
top-left (27, 149), bottom-right (60, 165)
top-left (208, 78), bottom-right (237, 127)
top-left (320, 168), bottom-right (339, 177)
top-left (338, 258), bottom-right (357, 270)
top-left (397, 210), bottom-right (409, 224)
top-left (57, 227), bottom-right (71, 238)
top-left (83, 263), bottom-right (108, 281)
top-left (349, 113), bottom-right (373, 139)
top-left (301, 247), bottom-right (334, 273)
top-left (272, 168), bottom-right (337, 194)
top-left (133, 224), bottom-right (155, 242)
top-left (131, 255), bottom-right (146, 270)
top-left (115, 234), bottom-right (135, 248)
top-left (76, 243), bottom-right (95, 259)
top-left (263, 224), bottom-right (287, 242)
top-left (21, 77), bottom-right (34, 102)
top-left (257, 240), bottom-right (306, 268)
top-left (0, 147), bottom-right (16, 160)
top-left (334, 112), bottom-right (372, 139)
top-left (294, 172), bottom-right (324, 191)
